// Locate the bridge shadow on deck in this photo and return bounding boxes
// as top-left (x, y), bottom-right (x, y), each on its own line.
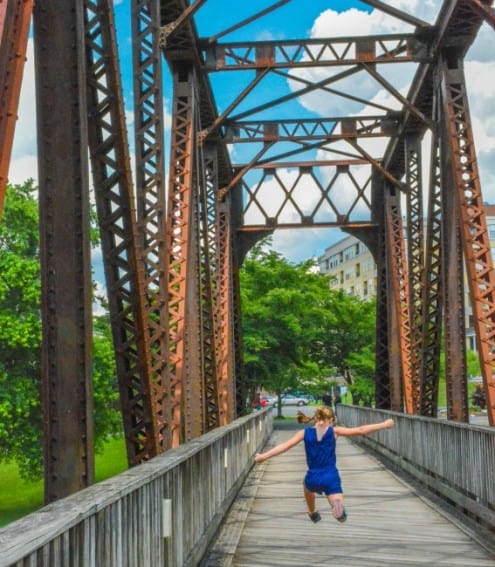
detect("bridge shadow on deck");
top-left (202, 422), bottom-right (495, 567)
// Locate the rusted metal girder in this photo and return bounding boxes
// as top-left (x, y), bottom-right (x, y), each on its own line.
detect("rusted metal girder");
top-left (385, 186), bottom-right (412, 413)
top-left (467, 0), bottom-right (495, 29)
top-left (239, 163), bottom-right (374, 230)
top-left (131, 0), bottom-right (170, 449)
top-left (440, 76), bottom-right (469, 423)
top-left (0, 0), bottom-right (33, 217)
top-left (405, 133), bottom-right (424, 413)
top-left (33, 0), bottom-right (94, 502)
top-left (201, 34), bottom-right (428, 71)
top-left (85, 0), bottom-right (162, 464)
top-left (201, 145), bottom-right (221, 430)
top-left (166, 63), bottom-right (202, 445)
top-left (442, 54), bottom-right (495, 425)
top-left (222, 116), bottom-right (399, 144)
top-left (419, 92), bottom-right (443, 417)
top-left (216, 196), bottom-right (236, 424)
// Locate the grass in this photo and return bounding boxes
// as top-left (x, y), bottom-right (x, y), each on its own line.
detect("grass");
top-left (0, 436), bottom-right (127, 529)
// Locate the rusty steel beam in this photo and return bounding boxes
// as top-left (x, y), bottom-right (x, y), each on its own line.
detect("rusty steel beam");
top-left (371, 174), bottom-right (392, 409)
top-left (0, 0), bottom-right (33, 217)
top-left (405, 133), bottom-right (424, 413)
top-left (420, 103), bottom-right (443, 417)
top-left (33, 0), bottom-right (94, 502)
top-left (441, 133), bottom-right (469, 423)
top-left (85, 0), bottom-right (162, 464)
top-left (216, 197), bottom-right (236, 424)
top-left (467, 0), bottom-right (495, 29)
top-left (200, 145), bottom-right (221, 430)
top-left (384, 0), bottom-right (490, 180)
top-left (222, 115), bottom-right (399, 144)
top-left (183, 158), bottom-right (204, 441)
top-left (131, 0), bottom-right (170, 449)
top-left (166, 63), bottom-right (200, 445)
top-left (442, 55), bottom-right (495, 425)
top-left (385, 186), bottom-right (413, 413)
top-left (201, 34), bottom-right (427, 71)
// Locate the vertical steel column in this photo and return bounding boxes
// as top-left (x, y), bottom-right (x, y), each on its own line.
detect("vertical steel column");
top-left (200, 144), bottom-right (220, 430)
top-left (183, 151), bottom-right (204, 440)
top-left (420, 96), bottom-right (444, 416)
top-left (405, 133), bottom-right (424, 413)
top-left (131, 0), bottom-right (170, 448)
top-left (166, 63), bottom-right (200, 445)
top-left (33, 1), bottom-right (94, 502)
top-left (0, 0), bottom-right (33, 216)
top-left (371, 175), bottom-right (391, 409)
top-left (217, 195), bottom-right (236, 424)
top-left (231, 185), bottom-right (245, 417)
top-left (85, 0), bottom-right (160, 464)
top-left (442, 54), bottom-right (494, 423)
top-left (440, 99), bottom-right (468, 422)
top-left (385, 185), bottom-right (412, 412)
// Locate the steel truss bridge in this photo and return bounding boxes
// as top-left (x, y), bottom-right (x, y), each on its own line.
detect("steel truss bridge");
top-left (1, 0), bottom-right (495, 503)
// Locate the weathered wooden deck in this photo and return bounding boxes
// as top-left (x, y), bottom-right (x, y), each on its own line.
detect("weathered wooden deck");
top-left (203, 423), bottom-right (495, 566)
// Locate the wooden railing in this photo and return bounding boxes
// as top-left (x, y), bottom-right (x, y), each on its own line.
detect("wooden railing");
top-left (338, 405), bottom-right (495, 531)
top-left (0, 409), bottom-right (272, 567)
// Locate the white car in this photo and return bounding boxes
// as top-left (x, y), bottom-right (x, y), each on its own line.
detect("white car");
top-left (280, 394), bottom-right (309, 406)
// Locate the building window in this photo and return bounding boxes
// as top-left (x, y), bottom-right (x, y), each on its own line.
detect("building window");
top-left (355, 263), bottom-right (360, 278)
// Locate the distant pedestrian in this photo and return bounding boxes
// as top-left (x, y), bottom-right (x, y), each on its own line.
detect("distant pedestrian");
top-left (322, 391), bottom-right (332, 407)
top-left (254, 406), bottom-right (394, 523)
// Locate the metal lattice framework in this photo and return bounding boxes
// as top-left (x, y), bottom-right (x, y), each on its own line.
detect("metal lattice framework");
top-left (1, 0), bottom-right (495, 502)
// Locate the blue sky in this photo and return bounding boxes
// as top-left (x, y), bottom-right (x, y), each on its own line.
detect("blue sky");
top-left (9, 1), bottom-right (495, 266)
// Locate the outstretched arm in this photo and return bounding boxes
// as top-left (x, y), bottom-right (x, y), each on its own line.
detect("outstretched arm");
top-left (254, 429), bottom-right (305, 463)
top-left (334, 418), bottom-right (394, 438)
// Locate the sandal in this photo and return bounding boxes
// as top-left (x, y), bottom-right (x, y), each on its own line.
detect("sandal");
top-left (308, 511), bottom-right (322, 523)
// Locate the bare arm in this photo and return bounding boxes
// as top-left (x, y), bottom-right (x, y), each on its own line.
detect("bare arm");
top-left (254, 429), bottom-right (305, 463)
top-left (334, 418), bottom-right (394, 438)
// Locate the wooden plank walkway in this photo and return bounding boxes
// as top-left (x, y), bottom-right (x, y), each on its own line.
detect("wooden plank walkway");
top-left (203, 424), bottom-right (495, 566)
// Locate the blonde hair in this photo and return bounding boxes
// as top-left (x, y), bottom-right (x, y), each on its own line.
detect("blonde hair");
top-left (297, 406), bottom-right (335, 424)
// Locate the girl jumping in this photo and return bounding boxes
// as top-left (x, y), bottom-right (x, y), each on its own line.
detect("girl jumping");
top-left (254, 406), bottom-right (394, 523)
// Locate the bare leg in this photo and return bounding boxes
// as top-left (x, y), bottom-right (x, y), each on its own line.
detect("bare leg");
top-left (304, 484), bottom-right (321, 522)
top-left (304, 484), bottom-right (316, 513)
top-left (328, 493), bottom-right (347, 522)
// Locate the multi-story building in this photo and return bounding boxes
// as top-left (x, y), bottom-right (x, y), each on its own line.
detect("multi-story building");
top-left (318, 234), bottom-right (377, 299)
top-left (319, 205), bottom-right (495, 352)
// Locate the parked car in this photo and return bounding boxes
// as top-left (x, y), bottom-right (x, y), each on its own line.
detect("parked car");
top-left (280, 394), bottom-right (309, 406)
top-left (261, 396), bottom-right (277, 406)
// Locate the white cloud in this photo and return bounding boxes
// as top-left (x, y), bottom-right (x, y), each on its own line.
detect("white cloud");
top-left (9, 39), bottom-right (37, 185)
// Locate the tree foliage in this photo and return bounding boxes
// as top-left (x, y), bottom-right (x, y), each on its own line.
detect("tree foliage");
top-left (239, 240), bottom-right (376, 411)
top-left (0, 181), bottom-right (121, 479)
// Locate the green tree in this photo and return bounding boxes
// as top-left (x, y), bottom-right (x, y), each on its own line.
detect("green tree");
top-left (240, 240), bottom-right (376, 413)
top-left (310, 289), bottom-right (376, 388)
top-left (0, 181), bottom-right (42, 479)
top-left (0, 181), bottom-right (122, 479)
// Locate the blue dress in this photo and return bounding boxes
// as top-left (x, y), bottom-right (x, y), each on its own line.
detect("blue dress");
top-left (303, 426), bottom-right (343, 495)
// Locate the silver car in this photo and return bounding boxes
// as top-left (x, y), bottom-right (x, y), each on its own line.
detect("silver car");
top-left (280, 394), bottom-right (309, 406)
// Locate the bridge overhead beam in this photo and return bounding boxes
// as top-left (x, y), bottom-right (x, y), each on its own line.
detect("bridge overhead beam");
top-left (201, 34), bottom-right (428, 71)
